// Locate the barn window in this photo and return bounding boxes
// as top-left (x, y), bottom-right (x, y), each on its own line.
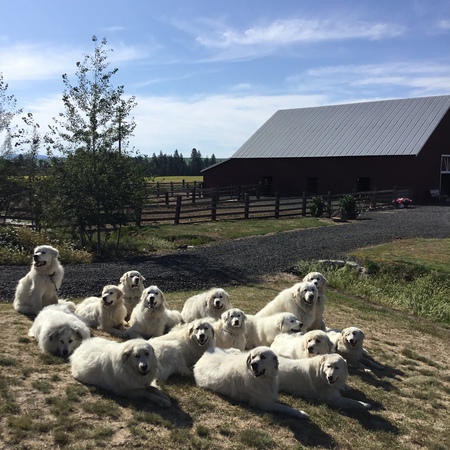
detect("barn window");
top-left (306, 177), bottom-right (318, 195)
top-left (357, 177), bottom-right (371, 192)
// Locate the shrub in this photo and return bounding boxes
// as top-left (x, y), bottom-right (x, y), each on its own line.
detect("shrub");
top-left (310, 196), bottom-right (325, 217)
top-left (339, 194), bottom-right (360, 220)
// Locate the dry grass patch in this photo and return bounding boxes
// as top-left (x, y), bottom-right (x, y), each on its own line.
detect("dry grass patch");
top-left (1, 276), bottom-right (450, 449)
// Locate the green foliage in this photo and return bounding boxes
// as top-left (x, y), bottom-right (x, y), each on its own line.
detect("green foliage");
top-left (338, 194), bottom-right (360, 219)
top-left (310, 195), bottom-right (325, 217)
top-left (44, 36), bottom-right (146, 253)
top-left (0, 226), bottom-right (92, 265)
top-left (295, 259), bottom-right (450, 324)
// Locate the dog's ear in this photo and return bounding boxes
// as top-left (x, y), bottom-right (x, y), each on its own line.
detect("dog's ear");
top-left (341, 329), bottom-right (346, 336)
top-left (141, 275), bottom-right (146, 282)
top-left (278, 316), bottom-right (287, 331)
top-left (48, 246), bottom-right (59, 258)
top-left (117, 288), bottom-right (125, 300)
top-left (359, 329), bottom-right (365, 340)
top-left (122, 343), bottom-right (134, 364)
top-left (272, 353), bottom-right (279, 370)
top-left (292, 284), bottom-right (302, 299)
top-left (246, 352), bottom-right (252, 368)
top-left (120, 273), bottom-right (126, 283)
top-left (327, 337), bottom-right (333, 353)
top-left (48, 327), bottom-right (63, 342)
top-left (320, 355), bottom-right (328, 367)
top-left (74, 326), bottom-right (90, 340)
top-left (188, 323), bottom-right (195, 336)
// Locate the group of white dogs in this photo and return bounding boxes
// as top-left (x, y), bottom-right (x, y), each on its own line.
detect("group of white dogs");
top-left (13, 245), bottom-right (384, 419)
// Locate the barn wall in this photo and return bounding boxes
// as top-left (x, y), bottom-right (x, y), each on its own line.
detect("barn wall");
top-left (204, 156), bottom-right (417, 197)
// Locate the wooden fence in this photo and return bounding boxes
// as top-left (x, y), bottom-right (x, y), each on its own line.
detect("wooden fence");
top-left (1, 182), bottom-right (411, 227)
top-left (137, 184), bottom-right (411, 225)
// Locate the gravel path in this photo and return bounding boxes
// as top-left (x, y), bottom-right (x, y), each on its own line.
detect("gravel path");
top-left (1, 205), bottom-right (450, 301)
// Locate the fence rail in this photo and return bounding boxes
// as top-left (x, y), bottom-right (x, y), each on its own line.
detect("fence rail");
top-left (1, 183), bottom-right (412, 227)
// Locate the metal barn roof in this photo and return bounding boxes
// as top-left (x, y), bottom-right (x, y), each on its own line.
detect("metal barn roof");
top-left (231, 95), bottom-right (450, 159)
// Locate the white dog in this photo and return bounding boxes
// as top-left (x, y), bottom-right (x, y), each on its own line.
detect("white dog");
top-left (14, 245), bottom-right (64, 315)
top-left (255, 281), bottom-right (319, 332)
top-left (149, 319), bottom-right (215, 382)
top-left (278, 353), bottom-right (371, 409)
top-left (245, 312), bottom-right (303, 349)
top-left (75, 285), bottom-right (127, 337)
top-left (328, 327), bottom-right (384, 371)
top-left (302, 271), bottom-right (328, 330)
top-left (70, 337), bottom-right (171, 407)
top-left (213, 308), bottom-right (247, 350)
top-left (181, 288), bottom-right (231, 322)
top-left (271, 329), bottom-right (333, 359)
top-left (118, 270), bottom-right (146, 319)
top-left (194, 346), bottom-right (309, 419)
top-left (28, 303), bottom-right (90, 357)
top-left (126, 286), bottom-right (182, 339)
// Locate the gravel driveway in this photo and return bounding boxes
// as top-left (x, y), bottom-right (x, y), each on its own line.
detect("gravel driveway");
top-left (1, 205), bottom-right (450, 301)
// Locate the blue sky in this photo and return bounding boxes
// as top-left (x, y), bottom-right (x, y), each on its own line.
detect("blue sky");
top-left (1, 0), bottom-right (450, 158)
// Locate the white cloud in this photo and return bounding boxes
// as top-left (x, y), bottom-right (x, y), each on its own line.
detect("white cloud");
top-left (0, 40), bottom-right (150, 83)
top-left (288, 62), bottom-right (450, 98)
top-left (191, 18), bottom-right (405, 61)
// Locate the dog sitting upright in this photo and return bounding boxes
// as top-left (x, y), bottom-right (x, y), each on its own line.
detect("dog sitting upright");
top-left (14, 245), bottom-right (64, 315)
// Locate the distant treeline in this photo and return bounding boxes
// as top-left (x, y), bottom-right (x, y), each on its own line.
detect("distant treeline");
top-left (135, 148), bottom-right (219, 176)
top-left (7, 148), bottom-right (222, 177)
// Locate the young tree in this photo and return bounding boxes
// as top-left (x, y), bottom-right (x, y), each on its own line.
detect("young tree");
top-left (46, 36), bottom-right (146, 253)
top-left (0, 74), bottom-right (23, 222)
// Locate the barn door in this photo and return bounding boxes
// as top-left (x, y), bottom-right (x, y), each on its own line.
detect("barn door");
top-left (440, 154), bottom-right (450, 195)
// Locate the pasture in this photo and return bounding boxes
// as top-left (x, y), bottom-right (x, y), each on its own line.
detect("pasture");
top-left (1, 262), bottom-right (449, 449)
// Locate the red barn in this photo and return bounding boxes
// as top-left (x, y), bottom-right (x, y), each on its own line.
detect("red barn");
top-left (202, 96), bottom-right (450, 202)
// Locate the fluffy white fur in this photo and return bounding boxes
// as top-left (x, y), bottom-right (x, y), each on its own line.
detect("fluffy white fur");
top-left (149, 319), bottom-right (215, 382)
top-left (213, 308), bottom-right (247, 350)
top-left (75, 285), bottom-right (127, 337)
top-left (278, 353), bottom-right (371, 409)
top-left (28, 303), bottom-right (90, 357)
top-left (271, 329), bottom-right (333, 359)
top-left (245, 312), bottom-right (303, 349)
top-left (126, 286), bottom-right (182, 339)
top-left (14, 245), bottom-right (64, 315)
top-left (118, 270), bottom-right (146, 319)
top-left (194, 346), bottom-right (309, 419)
top-left (70, 337), bottom-right (171, 407)
top-left (302, 271), bottom-right (328, 330)
top-left (181, 288), bottom-right (231, 322)
top-left (255, 281), bottom-right (319, 332)
top-left (328, 326), bottom-right (384, 371)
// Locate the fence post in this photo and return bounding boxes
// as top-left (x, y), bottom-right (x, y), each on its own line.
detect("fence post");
top-left (302, 191), bottom-right (307, 216)
top-left (327, 191), bottom-right (332, 218)
top-left (274, 192), bottom-right (280, 218)
top-left (211, 195), bottom-right (217, 221)
top-left (170, 182), bottom-right (174, 196)
top-left (371, 188), bottom-right (377, 209)
top-left (156, 182), bottom-right (160, 197)
top-left (192, 186), bottom-right (196, 205)
top-left (244, 193), bottom-right (250, 219)
top-left (237, 185), bottom-right (242, 201)
top-left (174, 196), bottom-right (182, 224)
top-left (216, 186), bottom-right (220, 202)
top-left (165, 191), bottom-right (169, 206)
